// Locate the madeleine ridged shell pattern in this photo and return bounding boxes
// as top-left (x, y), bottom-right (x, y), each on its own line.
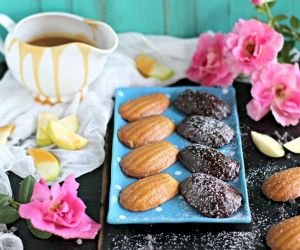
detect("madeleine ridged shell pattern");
top-left (262, 167), bottom-right (300, 202)
top-left (118, 115), bottom-right (175, 148)
top-left (121, 141), bottom-right (179, 178)
top-left (266, 216), bottom-right (300, 250)
top-left (120, 173), bottom-right (179, 211)
top-left (119, 93), bottom-right (170, 121)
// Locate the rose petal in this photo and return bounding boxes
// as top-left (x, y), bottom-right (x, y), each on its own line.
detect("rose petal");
top-left (246, 99), bottom-right (270, 121)
top-left (31, 179), bottom-right (51, 202)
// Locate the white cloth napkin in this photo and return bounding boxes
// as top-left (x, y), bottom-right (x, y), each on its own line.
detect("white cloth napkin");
top-left (0, 32), bottom-right (197, 193)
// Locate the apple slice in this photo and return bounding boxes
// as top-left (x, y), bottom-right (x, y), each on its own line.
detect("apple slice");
top-left (136, 54), bottom-right (174, 81)
top-left (47, 120), bottom-right (88, 150)
top-left (0, 125), bottom-right (15, 145)
top-left (284, 136), bottom-right (300, 153)
top-left (27, 148), bottom-right (60, 182)
top-left (251, 131), bottom-right (285, 158)
top-left (58, 115), bottom-right (79, 133)
top-left (36, 112), bottom-right (58, 147)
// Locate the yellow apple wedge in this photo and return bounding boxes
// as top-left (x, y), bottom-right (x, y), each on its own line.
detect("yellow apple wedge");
top-left (27, 148), bottom-right (60, 182)
top-left (251, 131), bottom-right (285, 158)
top-left (136, 54), bottom-right (174, 81)
top-left (47, 120), bottom-right (88, 150)
top-left (284, 136), bottom-right (300, 154)
top-left (36, 112), bottom-right (58, 147)
top-left (0, 125), bottom-right (15, 145)
top-left (57, 115), bottom-right (79, 133)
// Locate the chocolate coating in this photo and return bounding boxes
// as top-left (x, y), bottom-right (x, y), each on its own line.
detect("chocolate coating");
top-left (173, 89), bottom-right (231, 120)
top-left (176, 115), bottom-right (234, 148)
top-left (179, 144), bottom-right (240, 180)
top-left (180, 173), bottom-right (242, 218)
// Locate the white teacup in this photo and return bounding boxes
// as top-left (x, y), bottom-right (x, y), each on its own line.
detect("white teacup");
top-left (0, 12), bottom-right (118, 103)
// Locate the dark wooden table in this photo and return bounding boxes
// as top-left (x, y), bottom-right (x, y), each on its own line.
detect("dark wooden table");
top-left (2, 63), bottom-right (300, 250)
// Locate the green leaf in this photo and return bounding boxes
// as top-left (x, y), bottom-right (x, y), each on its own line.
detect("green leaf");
top-left (0, 194), bottom-right (10, 208)
top-left (26, 221), bottom-right (52, 239)
top-left (278, 24), bottom-right (292, 32)
top-left (273, 15), bottom-right (288, 22)
top-left (276, 24), bottom-right (293, 37)
top-left (0, 206), bottom-right (19, 224)
top-left (18, 175), bottom-right (36, 204)
top-left (255, 5), bottom-right (267, 15)
top-left (290, 16), bottom-right (300, 29)
top-left (267, 1), bottom-right (276, 8)
top-left (278, 40), bottom-right (295, 63)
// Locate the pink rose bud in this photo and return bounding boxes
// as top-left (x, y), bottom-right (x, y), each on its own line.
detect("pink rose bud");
top-left (251, 0), bottom-right (273, 6)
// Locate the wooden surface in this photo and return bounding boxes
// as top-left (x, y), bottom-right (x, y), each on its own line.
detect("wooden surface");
top-left (0, 0), bottom-right (299, 39)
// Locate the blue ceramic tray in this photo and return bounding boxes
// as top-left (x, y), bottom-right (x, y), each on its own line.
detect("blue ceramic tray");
top-left (107, 86), bottom-right (251, 224)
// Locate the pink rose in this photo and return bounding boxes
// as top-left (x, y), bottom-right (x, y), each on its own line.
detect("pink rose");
top-left (19, 175), bottom-right (101, 239)
top-left (247, 63), bottom-right (300, 126)
top-left (226, 19), bottom-right (284, 74)
top-left (187, 32), bottom-right (238, 87)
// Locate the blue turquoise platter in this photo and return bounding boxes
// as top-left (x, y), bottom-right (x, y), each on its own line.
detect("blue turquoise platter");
top-left (107, 86), bottom-right (251, 224)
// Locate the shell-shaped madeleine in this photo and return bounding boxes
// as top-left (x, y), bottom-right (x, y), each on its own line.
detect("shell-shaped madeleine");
top-left (121, 141), bottom-right (178, 178)
top-left (178, 144), bottom-right (240, 180)
top-left (262, 167), bottom-right (300, 202)
top-left (176, 115), bottom-right (234, 148)
top-left (119, 93), bottom-right (170, 121)
top-left (180, 173), bottom-right (242, 218)
top-left (118, 115), bottom-right (175, 148)
top-left (173, 89), bottom-right (231, 120)
top-left (120, 173), bottom-right (179, 211)
top-left (266, 216), bottom-right (300, 250)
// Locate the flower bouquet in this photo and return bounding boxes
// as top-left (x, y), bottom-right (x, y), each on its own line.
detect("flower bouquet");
top-left (187, 0), bottom-right (300, 127)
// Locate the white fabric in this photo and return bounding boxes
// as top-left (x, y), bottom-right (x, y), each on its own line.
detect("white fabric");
top-left (0, 225), bottom-right (23, 250)
top-left (0, 32), bottom-right (197, 191)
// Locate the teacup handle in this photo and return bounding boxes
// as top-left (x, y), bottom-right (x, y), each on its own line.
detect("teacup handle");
top-left (0, 14), bottom-right (16, 54)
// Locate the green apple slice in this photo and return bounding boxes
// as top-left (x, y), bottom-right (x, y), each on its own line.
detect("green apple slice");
top-left (136, 54), bottom-right (174, 81)
top-left (151, 62), bottom-right (175, 81)
top-left (27, 148), bottom-right (60, 182)
top-left (36, 112), bottom-right (58, 147)
top-left (57, 115), bottom-right (79, 133)
top-left (251, 131), bottom-right (285, 158)
top-left (284, 137), bottom-right (300, 153)
top-left (47, 121), bottom-right (88, 150)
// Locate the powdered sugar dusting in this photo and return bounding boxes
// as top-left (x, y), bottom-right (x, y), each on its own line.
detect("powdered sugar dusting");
top-left (177, 115), bottom-right (235, 148)
top-left (178, 144), bottom-right (240, 180)
top-left (173, 89), bottom-right (231, 120)
top-left (180, 173), bottom-right (242, 218)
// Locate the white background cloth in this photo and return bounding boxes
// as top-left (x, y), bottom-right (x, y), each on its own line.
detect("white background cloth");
top-left (0, 32), bottom-right (197, 198)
